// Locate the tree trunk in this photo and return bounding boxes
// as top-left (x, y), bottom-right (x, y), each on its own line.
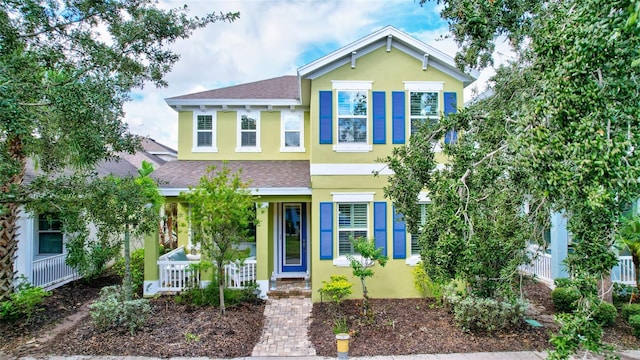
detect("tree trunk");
top-left (0, 137), bottom-right (26, 301)
top-left (123, 225), bottom-right (132, 301)
top-left (218, 262), bottom-right (226, 315)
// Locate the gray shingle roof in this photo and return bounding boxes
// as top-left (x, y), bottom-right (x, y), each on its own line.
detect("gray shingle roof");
top-left (166, 76), bottom-right (299, 100)
top-left (153, 160), bottom-right (310, 189)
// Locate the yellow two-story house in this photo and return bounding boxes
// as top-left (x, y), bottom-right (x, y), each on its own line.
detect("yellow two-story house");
top-left (144, 26), bottom-right (477, 301)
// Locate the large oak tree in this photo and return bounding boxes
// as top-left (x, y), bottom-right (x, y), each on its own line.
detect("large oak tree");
top-left (0, 0), bottom-right (238, 301)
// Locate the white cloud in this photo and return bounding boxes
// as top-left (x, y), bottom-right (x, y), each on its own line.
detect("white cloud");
top-left (123, 0), bottom-right (504, 149)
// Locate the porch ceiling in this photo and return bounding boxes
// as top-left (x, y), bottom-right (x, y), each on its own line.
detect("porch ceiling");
top-left (153, 160), bottom-right (311, 190)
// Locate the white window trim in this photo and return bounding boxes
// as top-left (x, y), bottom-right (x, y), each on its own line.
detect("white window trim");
top-left (331, 80), bottom-right (373, 90)
top-left (334, 254), bottom-right (372, 267)
top-left (334, 202), bottom-right (370, 263)
top-left (404, 81), bottom-right (444, 92)
top-left (335, 89), bottom-right (370, 152)
top-left (406, 197), bottom-right (430, 266)
top-left (280, 111), bottom-right (305, 152)
top-left (408, 90), bottom-right (442, 153)
top-left (331, 192), bottom-right (375, 202)
top-left (192, 111), bottom-right (217, 153)
top-left (36, 213), bottom-right (64, 256)
top-left (332, 144), bottom-right (373, 152)
top-left (236, 110), bottom-right (261, 152)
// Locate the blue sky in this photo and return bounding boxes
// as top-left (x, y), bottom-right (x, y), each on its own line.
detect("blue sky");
top-left (123, 0), bottom-right (503, 150)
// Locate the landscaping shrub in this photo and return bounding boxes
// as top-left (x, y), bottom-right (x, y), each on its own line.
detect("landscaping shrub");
top-left (318, 275), bottom-right (352, 306)
top-left (448, 294), bottom-right (528, 332)
top-left (554, 278), bottom-right (573, 288)
top-left (613, 283), bottom-right (638, 304)
top-left (113, 248), bottom-right (145, 292)
top-left (89, 285), bottom-right (151, 334)
top-left (0, 277), bottom-right (51, 322)
top-left (629, 314), bottom-right (640, 338)
top-left (413, 263), bottom-right (443, 301)
top-left (552, 287), bottom-right (581, 313)
top-left (621, 303), bottom-right (640, 321)
top-left (593, 301), bottom-right (617, 327)
top-left (179, 281), bottom-right (260, 308)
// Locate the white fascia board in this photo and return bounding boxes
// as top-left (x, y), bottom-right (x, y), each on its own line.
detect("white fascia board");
top-left (297, 26), bottom-right (478, 83)
top-left (165, 99), bottom-right (301, 108)
top-left (160, 187), bottom-right (312, 197)
top-left (311, 163), bottom-right (394, 176)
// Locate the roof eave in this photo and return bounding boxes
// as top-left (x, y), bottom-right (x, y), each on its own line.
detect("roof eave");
top-left (165, 98), bottom-right (303, 109)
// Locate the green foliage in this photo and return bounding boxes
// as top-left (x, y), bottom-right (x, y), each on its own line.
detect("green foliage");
top-left (613, 283), bottom-right (637, 304)
top-left (621, 304), bottom-right (640, 321)
top-left (552, 287), bottom-right (581, 313)
top-left (114, 248), bottom-right (145, 293)
top-left (554, 278), bottom-right (574, 289)
top-left (0, 278), bottom-right (51, 322)
top-left (593, 302), bottom-right (617, 327)
top-left (178, 281), bottom-right (260, 308)
top-left (413, 263), bottom-right (443, 300)
top-left (629, 314), bottom-right (640, 338)
top-left (333, 317), bottom-right (349, 334)
top-left (549, 308), bottom-right (615, 360)
top-left (347, 237), bottom-right (388, 316)
top-left (448, 294), bottom-right (528, 332)
top-left (181, 163), bottom-right (259, 315)
top-left (0, 0), bottom-right (238, 301)
top-left (319, 275), bottom-right (353, 306)
top-left (89, 285), bottom-right (151, 335)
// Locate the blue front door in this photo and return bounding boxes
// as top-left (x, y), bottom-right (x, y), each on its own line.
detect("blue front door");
top-left (282, 203), bottom-right (307, 273)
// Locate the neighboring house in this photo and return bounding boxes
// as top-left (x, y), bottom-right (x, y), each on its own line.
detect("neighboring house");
top-left (144, 26), bottom-right (478, 301)
top-left (13, 137), bottom-right (175, 291)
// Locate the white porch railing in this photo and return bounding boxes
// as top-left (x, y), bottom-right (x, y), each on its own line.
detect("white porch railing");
top-left (157, 260), bottom-right (201, 292)
top-left (157, 257), bottom-right (257, 293)
top-left (32, 254), bottom-right (79, 290)
top-left (612, 256), bottom-right (636, 285)
top-left (520, 246), bottom-right (552, 283)
top-left (224, 259), bottom-right (257, 289)
top-left (521, 248), bottom-right (637, 286)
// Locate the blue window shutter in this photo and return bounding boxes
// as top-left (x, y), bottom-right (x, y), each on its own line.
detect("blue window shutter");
top-left (393, 207), bottom-right (406, 259)
top-left (444, 92), bottom-right (458, 144)
top-left (319, 202), bottom-right (333, 259)
top-left (392, 91), bottom-right (405, 144)
top-left (319, 91), bottom-right (333, 144)
top-left (373, 202), bottom-right (387, 256)
top-left (372, 91), bottom-right (386, 144)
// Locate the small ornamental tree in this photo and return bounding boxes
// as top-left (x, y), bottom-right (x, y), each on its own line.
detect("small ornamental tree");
top-left (348, 237), bottom-right (388, 316)
top-left (181, 163), bottom-right (259, 315)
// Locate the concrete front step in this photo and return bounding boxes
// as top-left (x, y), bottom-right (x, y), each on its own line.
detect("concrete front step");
top-left (267, 279), bottom-right (312, 299)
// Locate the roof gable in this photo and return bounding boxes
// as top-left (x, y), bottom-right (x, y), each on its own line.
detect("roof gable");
top-left (297, 26), bottom-right (478, 87)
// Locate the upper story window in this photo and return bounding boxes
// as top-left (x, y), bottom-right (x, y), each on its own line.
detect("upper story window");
top-left (410, 92), bottom-right (438, 135)
top-left (337, 90), bottom-right (368, 144)
top-left (193, 112), bottom-right (217, 152)
top-left (281, 112), bottom-right (305, 152)
top-left (337, 203), bottom-right (368, 256)
top-left (236, 111), bottom-right (261, 152)
top-left (331, 80), bottom-right (373, 152)
top-left (38, 213), bottom-right (63, 254)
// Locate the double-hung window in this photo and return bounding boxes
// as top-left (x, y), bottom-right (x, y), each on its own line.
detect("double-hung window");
top-left (281, 112), bottom-right (304, 152)
top-left (38, 213), bottom-right (63, 254)
top-left (337, 203), bottom-right (368, 256)
top-left (237, 111), bottom-right (261, 152)
top-left (193, 112), bottom-right (217, 152)
top-left (331, 80), bottom-right (373, 152)
top-left (410, 92), bottom-right (438, 136)
top-left (337, 91), bottom-right (368, 144)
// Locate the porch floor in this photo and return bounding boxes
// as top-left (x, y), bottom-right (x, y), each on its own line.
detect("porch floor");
top-left (267, 279), bottom-right (311, 299)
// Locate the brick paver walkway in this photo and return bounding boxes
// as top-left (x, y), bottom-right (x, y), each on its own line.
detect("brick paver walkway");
top-left (251, 296), bottom-right (317, 357)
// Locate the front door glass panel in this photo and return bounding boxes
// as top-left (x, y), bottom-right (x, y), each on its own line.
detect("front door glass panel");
top-left (284, 204), bottom-right (302, 265)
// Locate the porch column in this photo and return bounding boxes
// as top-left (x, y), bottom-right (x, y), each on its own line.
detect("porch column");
top-left (550, 211), bottom-right (569, 279)
top-left (143, 226), bottom-right (160, 297)
top-left (256, 202), bottom-right (270, 295)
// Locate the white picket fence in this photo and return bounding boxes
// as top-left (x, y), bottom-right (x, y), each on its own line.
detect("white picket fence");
top-left (31, 254), bottom-right (79, 290)
top-left (225, 259), bottom-right (257, 289)
top-left (521, 246), bottom-right (636, 286)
